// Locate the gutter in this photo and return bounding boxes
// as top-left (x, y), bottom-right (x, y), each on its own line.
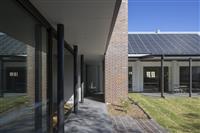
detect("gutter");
top-left (128, 55), bottom-right (200, 61)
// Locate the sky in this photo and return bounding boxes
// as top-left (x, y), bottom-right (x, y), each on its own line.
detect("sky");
top-left (128, 0), bottom-right (200, 32)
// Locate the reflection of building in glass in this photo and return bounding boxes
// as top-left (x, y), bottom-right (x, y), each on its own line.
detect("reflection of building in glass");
top-left (0, 33), bottom-right (27, 95)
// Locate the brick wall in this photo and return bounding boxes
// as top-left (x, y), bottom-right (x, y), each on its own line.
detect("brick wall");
top-left (105, 0), bottom-right (128, 104)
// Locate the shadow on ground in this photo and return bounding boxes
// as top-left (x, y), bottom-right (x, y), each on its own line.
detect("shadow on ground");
top-left (64, 99), bottom-right (113, 133)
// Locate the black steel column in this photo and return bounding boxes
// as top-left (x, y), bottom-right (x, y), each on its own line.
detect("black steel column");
top-left (57, 24), bottom-right (64, 133)
top-left (189, 58), bottom-right (192, 97)
top-left (35, 24), bottom-right (42, 133)
top-left (47, 28), bottom-right (53, 133)
top-left (73, 45), bottom-right (78, 113)
top-left (80, 55), bottom-right (84, 103)
top-left (160, 55), bottom-right (164, 98)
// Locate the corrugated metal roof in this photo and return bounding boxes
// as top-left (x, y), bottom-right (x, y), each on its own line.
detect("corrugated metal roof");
top-left (0, 34), bottom-right (27, 56)
top-left (128, 34), bottom-right (200, 55)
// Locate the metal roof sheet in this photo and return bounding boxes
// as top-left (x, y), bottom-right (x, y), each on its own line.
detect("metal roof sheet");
top-left (0, 34), bottom-right (27, 56)
top-left (128, 34), bottom-right (200, 55)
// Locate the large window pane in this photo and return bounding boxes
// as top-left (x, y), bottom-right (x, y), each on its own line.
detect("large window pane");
top-left (0, 33), bottom-right (36, 133)
top-left (192, 67), bottom-right (200, 91)
top-left (0, 0), bottom-right (48, 132)
top-left (180, 67), bottom-right (200, 92)
top-left (180, 67), bottom-right (189, 88)
top-left (64, 49), bottom-right (74, 115)
top-left (144, 67), bottom-right (160, 92)
top-left (143, 67), bottom-right (168, 92)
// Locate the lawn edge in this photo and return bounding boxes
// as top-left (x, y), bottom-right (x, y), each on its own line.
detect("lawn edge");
top-left (128, 97), bottom-right (151, 119)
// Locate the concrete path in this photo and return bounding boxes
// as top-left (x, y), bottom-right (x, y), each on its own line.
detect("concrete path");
top-left (64, 98), bottom-right (113, 133)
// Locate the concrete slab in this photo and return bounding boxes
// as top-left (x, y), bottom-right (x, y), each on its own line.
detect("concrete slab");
top-left (64, 98), bottom-right (113, 133)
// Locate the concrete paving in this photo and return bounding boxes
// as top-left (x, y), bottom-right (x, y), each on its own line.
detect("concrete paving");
top-left (64, 98), bottom-right (113, 133)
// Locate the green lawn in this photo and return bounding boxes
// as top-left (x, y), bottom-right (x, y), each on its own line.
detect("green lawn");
top-left (0, 96), bottom-right (28, 113)
top-left (129, 93), bottom-right (200, 133)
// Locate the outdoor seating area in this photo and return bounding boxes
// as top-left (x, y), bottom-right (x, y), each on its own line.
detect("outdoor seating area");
top-left (173, 85), bottom-right (189, 93)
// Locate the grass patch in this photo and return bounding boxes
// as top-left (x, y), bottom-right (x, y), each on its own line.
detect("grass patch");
top-left (0, 96), bottom-right (29, 113)
top-left (129, 93), bottom-right (200, 133)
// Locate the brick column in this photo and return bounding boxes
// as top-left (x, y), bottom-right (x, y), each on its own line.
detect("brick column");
top-left (105, 0), bottom-right (128, 104)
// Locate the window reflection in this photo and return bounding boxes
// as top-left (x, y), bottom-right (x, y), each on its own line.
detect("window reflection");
top-left (0, 31), bottom-right (47, 133)
top-left (0, 33), bottom-right (31, 132)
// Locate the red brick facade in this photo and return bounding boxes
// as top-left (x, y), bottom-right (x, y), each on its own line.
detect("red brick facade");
top-left (105, 0), bottom-right (128, 104)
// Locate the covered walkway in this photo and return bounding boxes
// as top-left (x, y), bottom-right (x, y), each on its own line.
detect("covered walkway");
top-left (64, 98), bottom-right (113, 133)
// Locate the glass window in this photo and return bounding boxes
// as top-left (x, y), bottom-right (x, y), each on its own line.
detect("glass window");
top-left (0, 1), bottom-right (48, 132)
top-left (146, 71), bottom-right (156, 78)
top-left (192, 67), bottom-right (200, 91)
top-left (144, 67), bottom-right (169, 92)
top-left (63, 48), bottom-right (74, 115)
top-left (180, 67), bottom-right (200, 92)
